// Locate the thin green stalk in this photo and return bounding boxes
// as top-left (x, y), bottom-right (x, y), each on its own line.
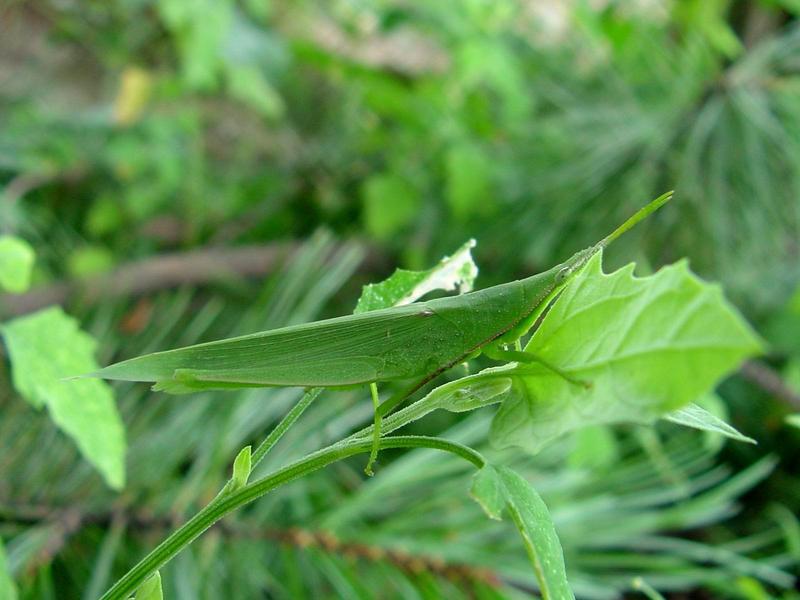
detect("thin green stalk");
top-left (632, 577), bottom-right (666, 600)
top-left (100, 436), bottom-right (483, 600)
top-left (251, 387), bottom-right (322, 469)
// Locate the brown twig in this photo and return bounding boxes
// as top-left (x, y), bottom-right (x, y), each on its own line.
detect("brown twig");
top-left (740, 360), bottom-right (800, 410)
top-left (0, 243), bottom-right (301, 317)
top-left (0, 240), bottom-right (387, 318)
top-left (1, 502), bottom-right (500, 587)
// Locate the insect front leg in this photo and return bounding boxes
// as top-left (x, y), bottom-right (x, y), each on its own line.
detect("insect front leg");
top-left (483, 346), bottom-right (591, 389)
top-left (364, 382), bottom-right (382, 476)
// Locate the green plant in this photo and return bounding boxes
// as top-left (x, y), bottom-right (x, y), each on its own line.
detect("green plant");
top-left (81, 199), bottom-right (769, 599)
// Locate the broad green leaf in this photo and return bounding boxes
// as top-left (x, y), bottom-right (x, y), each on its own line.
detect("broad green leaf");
top-left (471, 465), bottom-right (574, 600)
top-left (1, 307), bottom-right (126, 489)
top-left (0, 235), bottom-right (34, 293)
top-left (490, 252), bottom-right (762, 452)
top-left (787, 414), bottom-right (800, 429)
top-left (666, 400), bottom-right (756, 444)
top-left (134, 571), bottom-right (162, 600)
top-left (355, 239), bottom-right (477, 313)
top-left (0, 537), bottom-right (17, 600)
top-left (361, 173), bottom-right (420, 241)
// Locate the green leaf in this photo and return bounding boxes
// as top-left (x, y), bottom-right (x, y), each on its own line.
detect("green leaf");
top-left (355, 239), bottom-right (478, 313)
top-left (227, 65), bottom-right (284, 119)
top-left (134, 571), bottom-right (162, 600)
top-left (444, 144), bottom-right (493, 220)
top-left (490, 252), bottom-right (763, 452)
top-left (0, 235), bottom-right (35, 293)
top-left (470, 465), bottom-right (574, 600)
top-left (230, 445), bottom-right (252, 492)
top-left (0, 537), bottom-right (17, 600)
top-left (421, 376), bottom-right (512, 413)
top-left (787, 414), bottom-right (800, 429)
top-left (1, 307), bottom-right (126, 489)
top-left (666, 400), bottom-right (756, 444)
top-left (361, 173), bottom-right (420, 241)
top-left (67, 245), bottom-right (115, 278)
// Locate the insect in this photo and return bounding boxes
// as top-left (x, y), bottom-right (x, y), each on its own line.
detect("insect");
top-left (93, 193), bottom-right (672, 419)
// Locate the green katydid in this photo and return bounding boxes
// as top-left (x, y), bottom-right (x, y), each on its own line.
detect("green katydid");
top-left (91, 193), bottom-right (672, 418)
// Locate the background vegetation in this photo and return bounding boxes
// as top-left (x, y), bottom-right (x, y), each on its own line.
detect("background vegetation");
top-left (1, 0), bottom-right (799, 597)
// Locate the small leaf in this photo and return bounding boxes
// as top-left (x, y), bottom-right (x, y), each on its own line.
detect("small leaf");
top-left (361, 173), bottom-right (420, 241)
top-left (134, 571), bottom-right (163, 600)
top-left (230, 445), bottom-right (252, 491)
top-left (787, 414), bottom-right (800, 429)
top-left (0, 235), bottom-right (35, 293)
top-left (0, 537), bottom-right (17, 600)
top-left (1, 307), bottom-right (126, 489)
top-left (425, 376), bottom-right (512, 414)
top-left (113, 66), bottom-right (153, 126)
top-left (490, 252), bottom-right (763, 452)
top-left (355, 239), bottom-right (478, 313)
top-left (470, 465), bottom-right (574, 599)
top-left (67, 245), bottom-right (115, 278)
top-left (666, 401), bottom-right (756, 444)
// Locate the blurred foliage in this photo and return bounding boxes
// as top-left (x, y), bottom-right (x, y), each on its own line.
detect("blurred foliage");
top-left (2, 0), bottom-right (800, 598)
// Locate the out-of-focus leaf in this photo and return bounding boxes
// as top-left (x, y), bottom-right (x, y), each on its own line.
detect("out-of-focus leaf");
top-left (134, 571), bottom-right (163, 600)
top-left (67, 245), bottom-right (115, 278)
top-left (227, 65), bottom-right (284, 119)
top-left (0, 537), bottom-right (17, 600)
top-left (787, 414), bottom-right (800, 429)
top-left (763, 286), bottom-right (800, 355)
top-left (471, 465), bottom-right (574, 599)
top-left (361, 173), bottom-right (420, 241)
top-left (445, 144), bottom-right (493, 220)
top-left (1, 307), bottom-right (126, 489)
top-left (113, 67), bottom-right (153, 126)
top-left (0, 235), bottom-right (34, 293)
top-left (157, 0), bottom-right (232, 89)
top-left (355, 239), bottom-right (477, 313)
top-left (666, 400), bottom-right (756, 444)
top-left (490, 252), bottom-right (762, 452)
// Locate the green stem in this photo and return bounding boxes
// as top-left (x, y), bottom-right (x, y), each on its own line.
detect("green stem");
top-left (100, 436), bottom-right (483, 600)
top-left (251, 387), bottom-right (322, 470)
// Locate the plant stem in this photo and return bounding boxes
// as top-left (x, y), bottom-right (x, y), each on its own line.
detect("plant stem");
top-left (251, 387), bottom-right (322, 470)
top-left (100, 436), bottom-right (483, 600)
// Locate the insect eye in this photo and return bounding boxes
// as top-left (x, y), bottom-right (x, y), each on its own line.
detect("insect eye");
top-left (556, 266), bottom-right (571, 282)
